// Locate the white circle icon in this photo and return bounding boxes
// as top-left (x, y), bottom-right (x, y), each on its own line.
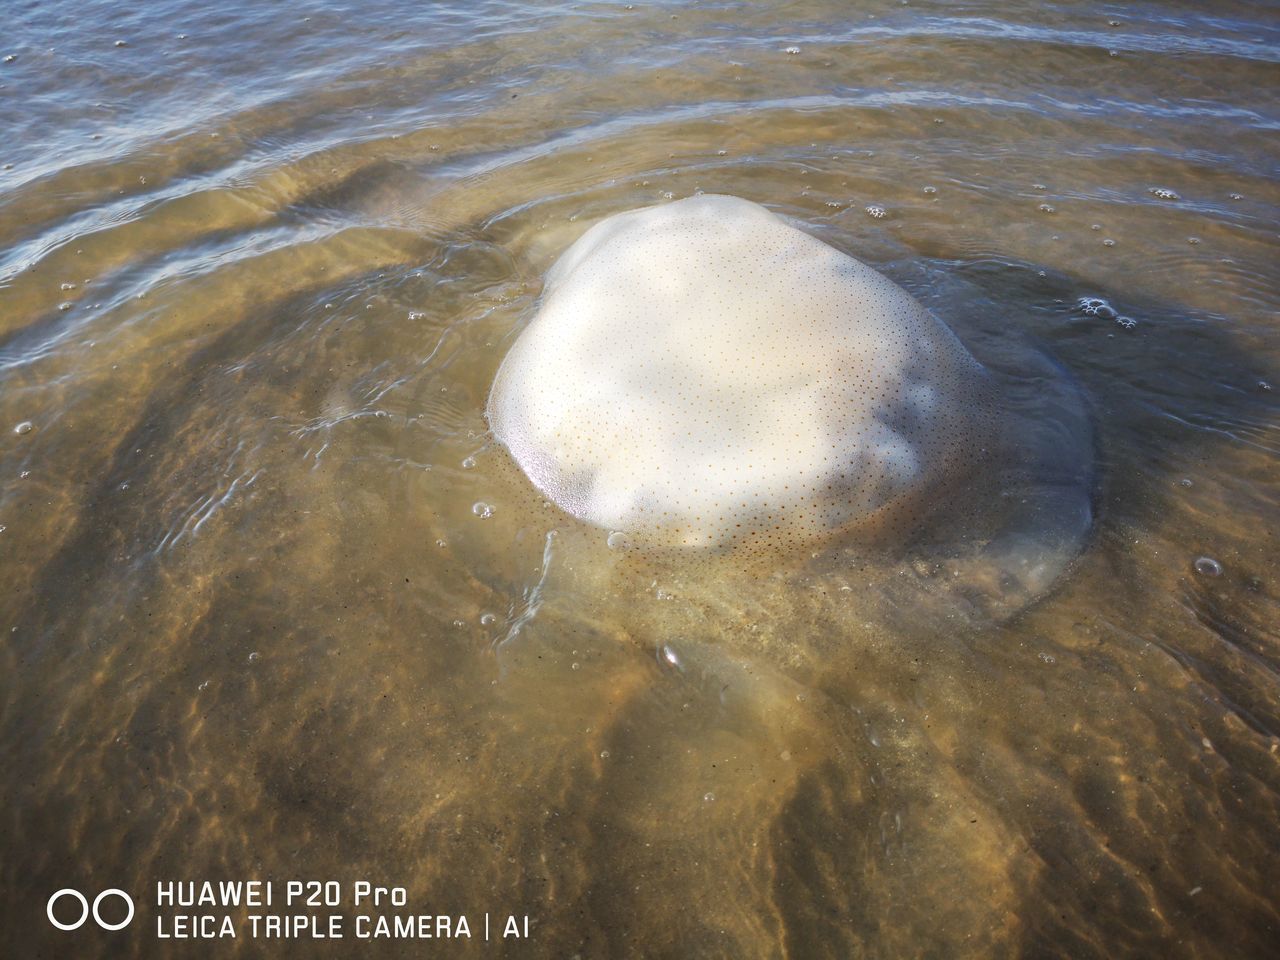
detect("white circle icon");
top-left (46, 889), bottom-right (89, 930)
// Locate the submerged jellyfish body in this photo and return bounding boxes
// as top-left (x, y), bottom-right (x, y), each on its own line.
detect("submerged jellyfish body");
top-left (488, 195), bottom-right (1093, 611)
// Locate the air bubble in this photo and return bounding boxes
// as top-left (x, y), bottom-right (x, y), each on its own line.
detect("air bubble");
top-left (1193, 557), bottom-right (1222, 577)
top-left (1149, 187), bottom-right (1180, 200)
top-left (864, 204), bottom-right (886, 219)
top-left (783, 46), bottom-right (801, 55)
top-left (606, 531), bottom-right (630, 550)
top-left (472, 502), bottom-right (494, 518)
top-left (1078, 297), bottom-right (1116, 320)
top-left (13, 421), bottom-right (33, 435)
top-left (1038, 203), bottom-right (1055, 214)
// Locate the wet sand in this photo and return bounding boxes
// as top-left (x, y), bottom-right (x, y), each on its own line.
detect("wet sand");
top-left (1, 1), bottom-right (1278, 957)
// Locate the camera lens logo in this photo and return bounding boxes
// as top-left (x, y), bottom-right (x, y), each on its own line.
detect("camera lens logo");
top-left (47, 889), bottom-right (134, 931)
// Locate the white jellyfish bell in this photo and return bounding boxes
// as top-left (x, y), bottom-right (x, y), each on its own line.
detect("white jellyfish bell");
top-left (487, 195), bottom-right (1094, 619)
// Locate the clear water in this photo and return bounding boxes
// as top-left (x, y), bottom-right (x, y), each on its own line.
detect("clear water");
top-left (1, 1), bottom-right (1277, 957)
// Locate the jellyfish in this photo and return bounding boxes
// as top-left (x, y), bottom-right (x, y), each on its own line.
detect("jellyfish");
top-left (487, 194), bottom-right (1094, 620)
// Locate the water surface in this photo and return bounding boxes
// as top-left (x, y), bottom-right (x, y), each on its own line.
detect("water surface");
top-left (2, 1), bottom-right (1278, 957)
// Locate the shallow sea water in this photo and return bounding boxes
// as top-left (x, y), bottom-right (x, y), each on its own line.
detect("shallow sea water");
top-left (1, 1), bottom-right (1278, 957)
